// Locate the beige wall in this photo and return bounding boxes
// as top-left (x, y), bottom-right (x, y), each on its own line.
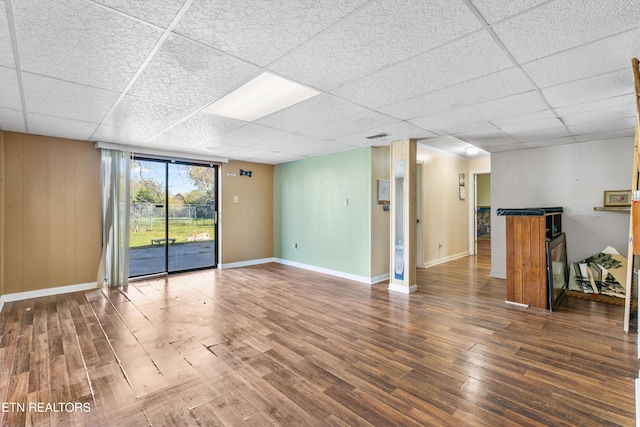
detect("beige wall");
top-left (477, 174), bottom-right (491, 207)
top-left (417, 146), bottom-right (469, 266)
top-left (221, 160), bottom-right (274, 264)
top-left (371, 146), bottom-right (390, 278)
top-left (2, 132), bottom-right (101, 295)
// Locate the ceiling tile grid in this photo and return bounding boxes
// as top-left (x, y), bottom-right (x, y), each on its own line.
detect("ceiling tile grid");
top-left (269, 0), bottom-right (482, 91)
top-left (379, 67), bottom-right (536, 120)
top-left (1, 0), bottom-right (638, 162)
top-left (492, 0), bottom-right (640, 63)
top-left (0, 107), bottom-right (26, 133)
top-left (0, 1), bottom-right (15, 69)
top-left (174, 0), bottom-right (369, 67)
top-left (127, 33), bottom-right (261, 110)
top-left (11, 0), bottom-right (164, 92)
top-left (0, 66), bottom-right (22, 111)
top-left (330, 30), bottom-right (514, 109)
top-left (22, 73), bottom-right (120, 124)
top-left (522, 27), bottom-right (640, 88)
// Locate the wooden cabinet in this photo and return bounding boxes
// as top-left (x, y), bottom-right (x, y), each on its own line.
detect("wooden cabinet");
top-left (499, 208), bottom-right (563, 309)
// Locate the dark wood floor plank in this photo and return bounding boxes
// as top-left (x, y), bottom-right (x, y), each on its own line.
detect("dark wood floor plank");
top-left (0, 252), bottom-right (638, 426)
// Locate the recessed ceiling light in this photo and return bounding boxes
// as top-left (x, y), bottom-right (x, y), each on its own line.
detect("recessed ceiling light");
top-left (465, 146), bottom-right (479, 155)
top-left (203, 72), bottom-right (320, 122)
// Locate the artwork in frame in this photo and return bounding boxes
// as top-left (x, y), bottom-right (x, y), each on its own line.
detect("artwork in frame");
top-left (377, 179), bottom-right (390, 205)
top-left (604, 190), bottom-right (631, 207)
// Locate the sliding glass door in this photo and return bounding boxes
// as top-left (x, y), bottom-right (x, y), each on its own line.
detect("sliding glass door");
top-left (128, 159), bottom-right (217, 278)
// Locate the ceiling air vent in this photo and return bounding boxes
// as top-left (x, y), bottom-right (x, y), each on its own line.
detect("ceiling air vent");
top-left (365, 133), bottom-right (389, 140)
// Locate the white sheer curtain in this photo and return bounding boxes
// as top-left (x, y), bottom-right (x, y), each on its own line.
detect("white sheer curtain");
top-left (97, 149), bottom-right (131, 288)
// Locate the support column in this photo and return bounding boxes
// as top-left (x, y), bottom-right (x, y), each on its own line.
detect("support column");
top-left (389, 139), bottom-right (417, 294)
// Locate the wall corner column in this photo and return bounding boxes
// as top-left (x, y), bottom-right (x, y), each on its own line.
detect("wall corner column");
top-left (389, 139), bottom-right (417, 294)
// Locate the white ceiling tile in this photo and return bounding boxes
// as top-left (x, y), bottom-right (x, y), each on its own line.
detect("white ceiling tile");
top-left (0, 2), bottom-right (15, 68)
top-left (469, 0), bottom-right (548, 24)
top-left (0, 107), bottom-right (26, 133)
top-left (470, 138), bottom-right (526, 152)
top-left (91, 0), bottom-right (186, 28)
top-left (206, 124), bottom-right (290, 148)
top-left (379, 67), bottom-right (535, 120)
top-left (493, 0), bottom-right (640, 63)
top-left (147, 112), bottom-right (247, 147)
top-left (522, 28), bottom-right (640, 88)
top-left (498, 116), bottom-right (565, 135)
top-left (257, 94), bottom-right (367, 132)
top-left (332, 31), bottom-right (513, 108)
top-left (298, 109), bottom-right (399, 140)
top-left (0, 67), bottom-right (22, 110)
top-left (270, 0), bottom-right (482, 90)
top-left (12, 0), bottom-right (163, 91)
top-left (542, 69), bottom-right (633, 108)
top-left (555, 94), bottom-right (635, 117)
top-left (301, 140), bottom-right (357, 157)
top-left (98, 95), bottom-right (193, 143)
top-left (574, 128), bottom-right (636, 142)
top-left (250, 152), bottom-right (308, 165)
top-left (410, 91), bottom-right (548, 133)
top-left (128, 33), bottom-right (260, 110)
top-left (511, 127), bottom-right (572, 143)
top-left (523, 136), bottom-right (578, 148)
top-left (568, 116), bottom-right (637, 136)
top-left (560, 106), bottom-right (636, 128)
top-left (250, 134), bottom-right (327, 154)
top-left (175, 0), bottom-right (368, 67)
top-left (491, 110), bottom-right (560, 132)
top-left (27, 113), bottom-right (97, 141)
top-left (336, 121), bottom-right (437, 147)
top-left (22, 73), bottom-right (118, 123)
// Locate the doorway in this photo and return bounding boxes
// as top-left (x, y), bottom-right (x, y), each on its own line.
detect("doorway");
top-left (128, 158), bottom-right (218, 277)
top-left (473, 172), bottom-right (491, 256)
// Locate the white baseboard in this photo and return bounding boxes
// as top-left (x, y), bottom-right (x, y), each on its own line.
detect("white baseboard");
top-left (505, 300), bottom-right (529, 308)
top-left (274, 258), bottom-right (380, 285)
top-left (388, 283), bottom-right (417, 294)
top-left (423, 251), bottom-right (469, 268)
top-left (371, 273), bottom-right (390, 284)
top-left (218, 257), bottom-right (278, 269)
top-left (0, 281), bottom-right (99, 312)
top-left (491, 269), bottom-right (507, 279)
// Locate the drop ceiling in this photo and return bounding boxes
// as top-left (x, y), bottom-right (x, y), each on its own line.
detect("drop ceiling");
top-left (1, 0), bottom-right (638, 164)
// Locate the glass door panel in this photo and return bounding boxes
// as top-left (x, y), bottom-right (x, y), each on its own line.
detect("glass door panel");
top-left (129, 159), bottom-right (167, 277)
top-left (167, 163), bottom-right (217, 272)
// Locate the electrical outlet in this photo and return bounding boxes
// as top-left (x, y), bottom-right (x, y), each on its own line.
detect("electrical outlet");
top-left (234, 196), bottom-right (239, 203)
top-left (292, 243), bottom-right (298, 249)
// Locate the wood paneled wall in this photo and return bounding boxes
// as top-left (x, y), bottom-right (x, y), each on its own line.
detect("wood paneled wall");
top-left (221, 160), bottom-right (274, 264)
top-left (2, 132), bottom-right (101, 295)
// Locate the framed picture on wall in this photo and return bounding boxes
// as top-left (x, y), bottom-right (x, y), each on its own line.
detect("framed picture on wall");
top-left (604, 190), bottom-right (631, 207)
top-left (377, 179), bottom-right (390, 204)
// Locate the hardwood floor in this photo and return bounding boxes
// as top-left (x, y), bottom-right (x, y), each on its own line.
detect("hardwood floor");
top-left (1, 252), bottom-right (638, 426)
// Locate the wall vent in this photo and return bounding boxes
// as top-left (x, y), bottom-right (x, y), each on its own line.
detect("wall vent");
top-left (365, 133), bottom-right (389, 139)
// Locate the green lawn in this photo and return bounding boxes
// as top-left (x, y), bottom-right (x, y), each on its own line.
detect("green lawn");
top-left (129, 217), bottom-right (214, 248)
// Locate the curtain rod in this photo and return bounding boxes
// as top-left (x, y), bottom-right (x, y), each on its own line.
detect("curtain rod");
top-left (94, 141), bottom-right (229, 164)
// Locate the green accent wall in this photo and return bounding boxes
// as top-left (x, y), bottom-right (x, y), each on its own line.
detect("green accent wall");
top-left (274, 148), bottom-right (372, 278)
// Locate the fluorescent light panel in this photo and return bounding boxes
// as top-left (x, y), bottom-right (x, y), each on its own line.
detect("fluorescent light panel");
top-left (204, 72), bottom-right (320, 122)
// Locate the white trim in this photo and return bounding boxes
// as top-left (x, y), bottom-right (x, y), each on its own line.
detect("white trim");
top-left (371, 273), bottom-right (390, 284)
top-left (505, 300), bottom-right (529, 308)
top-left (95, 141), bottom-right (229, 164)
top-left (0, 282), bottom-right (99, 310)
top-left (422, 251), bottom-right (469, 268)
top-left (491, 270), bottom-right (506, 279)
top-left (274, 258), bottom-right (376, 284)
top-left (388, 283), bottom-right (417, 294)
top-left (219, 258), bottom-right (277, 269)
top-left (468, 169), bottom-right (491, 256)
